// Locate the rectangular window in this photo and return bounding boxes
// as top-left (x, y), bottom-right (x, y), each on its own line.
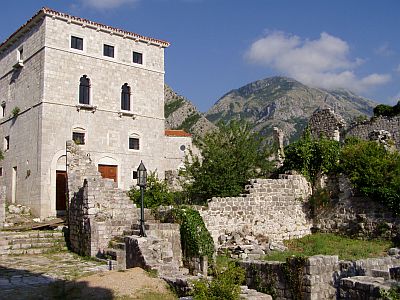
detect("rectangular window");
top-left (103, 44), bottom-right (114, 58)
top-left (18, 47), bottom-right (24, 61)
top-left (132, 171), bottom-right (137, 179)
top-left (71, 36), bottom-right (83, 50)
top-left (72, 132), bottom-right (85, 145)
top-left (133, 51), bottom-right (143, 64)
top-left (0, 167), bottom-right (3, 177)
top-left (129, 137), bottom-right (139, 150)
top-left (4, 136), bottom-right (9, 151)
top-left (1, 102), bottom-right (5, 118)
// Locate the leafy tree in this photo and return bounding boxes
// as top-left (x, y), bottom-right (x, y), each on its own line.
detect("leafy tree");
top-left (183, 120), bottom-right (274, 203)
top-left (128, 171), bottom-right (178, 208)
top-left (340, 138), bottom-right (400, 213)
top-left (281, 129), bottom-right (341, 184)
top-left (373, 101), bottom-right (400, 117)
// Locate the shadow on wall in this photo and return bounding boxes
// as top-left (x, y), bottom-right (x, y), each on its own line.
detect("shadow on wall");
top-left (0, 266), bottom-right (114, 300)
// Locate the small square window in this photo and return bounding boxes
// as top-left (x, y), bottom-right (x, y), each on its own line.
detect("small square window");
top-left (133, 51), bottom-right (143, 64)
top-left (71, 36), bottom-right (83, 50)
top-left (129, 137), bottom-right (139, 150)
top-left (72, 132), bottom-right (85, 145)
top-left (132, 171), bottom-right (138, 179)
top-left (4, 136), bottom-right (9, 151)
top-left (103, 44), bottom-right (114, 58)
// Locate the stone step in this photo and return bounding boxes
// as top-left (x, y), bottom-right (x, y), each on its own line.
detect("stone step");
top-left (0, 246), bottom-right (68, 256)
top-left (2, 237), bottom-right (65, 245)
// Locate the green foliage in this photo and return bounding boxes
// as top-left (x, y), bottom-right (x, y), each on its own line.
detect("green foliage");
top-left (373, 101), bottom-right (400, 117)
top-left (128, 172), bottom-right (178, 208)
top-left (340, 139), bottom-right (400, 214)
top-left (309, 188), bottom-right (330, 217)
top-left (191, 259), bottom-right (245, 300)
top-left (283, 256), bottom-right (307, 300)
top-left (183, 120), bottom-right (274, 203)
top-left (281, 129), bottom-right (340, 184)
top-left (11, 106), bottom-right (20, 117)
top-left (178, 112), bottom-right (201, 132)
top-left (172, 207), bottom-right (215, 263)
top-left (249, 264), bottom-right (277, 298)
top-left (381, 285), bottom-right (400, 300)
top-left (263, 233), bottom-right (391, 262)
top-left (165, 98), bottom-right (184, 117)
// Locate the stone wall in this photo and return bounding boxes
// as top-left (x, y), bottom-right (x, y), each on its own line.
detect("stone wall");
top-left (308, 108), bottom-right (346, 141)
top-left (314, 176), bottom-right (399, 240)
top-left (346, 115), bottom-right (400, 149)
top-left (67, 140), bottom-right (139, 257)
top-left (241, 255), bottom-right (400, 300)
top-left (0, 186), bottom-right (5, 228)
top-left (199, 174), bottom-right (312, 249)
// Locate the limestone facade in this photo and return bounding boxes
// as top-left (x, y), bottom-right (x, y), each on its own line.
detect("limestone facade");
top-left (0, 8), bottom-right (185, 218)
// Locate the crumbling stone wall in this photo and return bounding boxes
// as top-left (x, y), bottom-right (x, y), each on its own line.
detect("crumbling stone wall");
top-left (0, 186), bottom-right (5, 228)
top-left (199, 174), bottom-right (312, 249)
top-left (241, 255), bottom-right (400, 300)
top-left (314, 176), bottom-right (399, 240)
top-left (346, 115), bottom-right (400, 149)
top-left (67, 141), bottom-right (139, 257)
top-left (308, 108), bottom-right (346, 141)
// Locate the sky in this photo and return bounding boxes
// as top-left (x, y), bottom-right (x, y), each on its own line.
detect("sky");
top-left (0, 0), bottom-right (399, 112)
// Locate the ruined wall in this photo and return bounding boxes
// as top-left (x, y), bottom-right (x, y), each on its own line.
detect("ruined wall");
top-left (0, 186), bottom-right (5, 228)
top-left (308, 108), bottom-right (346, 141)
top-left (346, 115), bottom-right (400, 149)
top-left (314, 176), bottom-right (399, 240)
top-left (67, 141), bottom-right (139, 257)
top-left (199, 174), bottom-right (312, 248)
top-left (241, 255), bottom-right (400, 300)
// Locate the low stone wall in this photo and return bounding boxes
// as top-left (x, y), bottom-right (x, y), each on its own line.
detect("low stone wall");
top-left (67, 141), bottom-right (138, 257)
top-left (0, 186), bottom-right (5, 228)
top-left (241, 255), bottom-right (400, 300)
top-left (346, 115), bottom-right (400, 149)
top-left (199, 174), bottom-right (312, 249)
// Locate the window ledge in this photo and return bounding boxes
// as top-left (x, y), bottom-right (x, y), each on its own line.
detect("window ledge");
top-left (76, 104), bottom-right (97, 112)
top-left (118, 110), bottom-right (136, 119)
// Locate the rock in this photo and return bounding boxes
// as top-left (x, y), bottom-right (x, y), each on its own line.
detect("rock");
top-left (269, 242), bottom-right (287, 252)
top-left (32, 218), bottom-right (41, 223)
top-left (388, 248), bottom-right (400, 256)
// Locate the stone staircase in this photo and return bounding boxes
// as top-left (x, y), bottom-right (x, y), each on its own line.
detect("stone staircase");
top-left (0, 230), bottom-right (67, 256)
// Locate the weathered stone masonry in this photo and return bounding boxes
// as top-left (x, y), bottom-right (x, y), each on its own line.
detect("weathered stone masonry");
top-left (67, 141), bottom-right (138, 257)
top-left (199, 174), bottom-right (312, 248)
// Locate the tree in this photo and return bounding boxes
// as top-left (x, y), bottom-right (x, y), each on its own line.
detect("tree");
top-left (281, 129), bottom-right (341, 185)
top-left (183, 120), bottom-right (274, 203)
top-left (340, 138), bottom-right (400, 213)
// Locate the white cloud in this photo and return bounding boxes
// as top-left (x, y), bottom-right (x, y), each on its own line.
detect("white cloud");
top-left (375, 43), bottom-right (395, 57)
top-left (80, 0), bottom-right (139, 9)
top-left (245, 31), bottom-right (391, 92)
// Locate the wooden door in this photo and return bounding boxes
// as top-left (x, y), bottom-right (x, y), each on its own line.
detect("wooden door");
top-left (98, 165), bottom-right (118, 183)
top-left (56, 171), bottom-right (67, 211)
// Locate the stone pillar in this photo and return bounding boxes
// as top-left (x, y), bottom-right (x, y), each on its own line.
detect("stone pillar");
top-left (273, 127), bottom-right (285, 167)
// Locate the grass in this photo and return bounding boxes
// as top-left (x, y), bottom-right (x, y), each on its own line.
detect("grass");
top-left (263, 233), bottom-right (392, 261)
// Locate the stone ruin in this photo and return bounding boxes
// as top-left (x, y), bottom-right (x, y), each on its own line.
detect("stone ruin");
top-left (308, 108), bottom-right (347, 141)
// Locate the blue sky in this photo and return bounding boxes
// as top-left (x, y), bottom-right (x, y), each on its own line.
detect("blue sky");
top-left (1, 0), bottom-right (399, 112)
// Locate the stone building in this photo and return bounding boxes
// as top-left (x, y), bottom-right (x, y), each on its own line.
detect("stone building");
top-left (0, 8), bottom-right (190, 218)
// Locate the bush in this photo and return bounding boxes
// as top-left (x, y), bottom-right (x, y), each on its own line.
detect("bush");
top-left (172, 207), bottom-right (214, 263)
top-left (191, 259), bottom-right (245, 300)
top-left (128, 171), bottom-right (181, 208)
top-left (340, 139), bottom-right (400, 214)
top-left (281, 129), bottom-right (340, 184)
top-left (373, 101), bottom-right (400, 117)
top-left (182, 120), bottom-right (274, 203)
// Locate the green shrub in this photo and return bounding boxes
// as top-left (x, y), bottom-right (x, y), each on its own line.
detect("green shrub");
top-left (172, 207), bottom-right (214, 263)
top-left (281, 129), bottom-right (340, 184)
top-left (191, 260), bottom-right (245, 300)
top-left (11, 106), bottom-right (20, 117)
top-left (340, 139), bottom-right (400, 214)
top-left (381, 285), bottom-right (400, 300)
top-left (182, 120), bottom-right (274, 203)
top-left (128, 171), bottom-right (180, 208)
top-left (373, 101), bottom-right (400, 117)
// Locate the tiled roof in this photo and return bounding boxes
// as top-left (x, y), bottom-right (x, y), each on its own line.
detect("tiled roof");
top-left (165, 130), bottom-right (192, 137)
top-left (0, 7), bottom-right (170, 53)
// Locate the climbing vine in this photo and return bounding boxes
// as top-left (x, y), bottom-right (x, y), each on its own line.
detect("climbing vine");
top-left (172, 207), bottom-right (215, 263)
top-left (250, 264), bottom-right (277, 299)
top-left (283, 256), bottom-right (307, 300)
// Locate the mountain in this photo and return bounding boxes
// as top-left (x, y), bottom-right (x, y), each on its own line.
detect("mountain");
top-left (164, 84), bottom-right (216, 138)
top-left (204, 76), bottom-right (377, 142)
